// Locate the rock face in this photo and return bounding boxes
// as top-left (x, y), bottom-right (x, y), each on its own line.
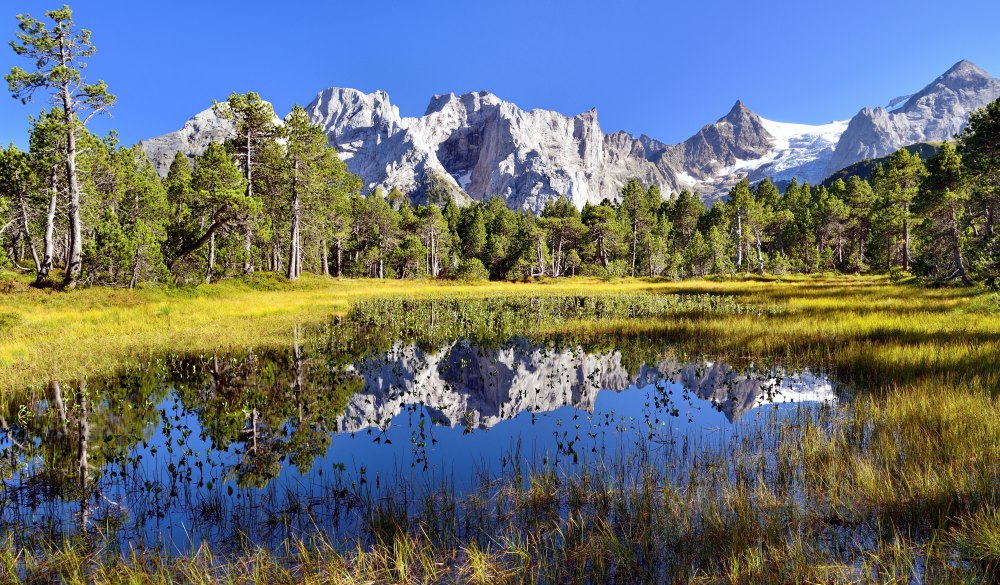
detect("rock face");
top-left (305, 89), bottom-right (855, 208)
top-left (307, 88), bottom-right (676, 211)
top-left (140, 107), bottom-right (234, 176)
top-left (660, 102), bottom-right (848, 196)
top-left (139, 60), bottom-right (999, 210)
top-left (825, 60), bottom-right (1000, 176)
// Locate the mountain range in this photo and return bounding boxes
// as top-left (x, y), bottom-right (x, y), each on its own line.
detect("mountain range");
top-left (337, 339), bottom-right (835, 432)
top-left (141, 60), bottom-right (1000, 212)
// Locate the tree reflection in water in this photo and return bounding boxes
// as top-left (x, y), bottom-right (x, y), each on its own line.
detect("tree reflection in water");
top-left (0, 296), bottom-right (835, 553)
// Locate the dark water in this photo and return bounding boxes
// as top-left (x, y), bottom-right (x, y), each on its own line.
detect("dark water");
top-left (0, 296), bottom-right (837, 554)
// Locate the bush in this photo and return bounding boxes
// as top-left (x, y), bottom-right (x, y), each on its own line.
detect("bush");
top-left (454, 258), bottom-right (489, 281)
top-left (767, 252), bottom-right (791, 276)
top-left (889, 266), bottom-right (911, 282)
top-left (596, 259), bottom-right (630, 280)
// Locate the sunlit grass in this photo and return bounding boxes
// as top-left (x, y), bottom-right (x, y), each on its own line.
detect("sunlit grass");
top-left (0, 272), bottom-right (682, 394)
top-left (1, 271), bottom-right (999, 582)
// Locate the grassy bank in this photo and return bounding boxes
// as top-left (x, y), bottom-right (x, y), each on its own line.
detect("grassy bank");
top-left (0, 271), bottom-right (672, 395)
top-left (4, 270), bottom-right (996, 395)
top-left (1, 272), bottom-right (999, 583)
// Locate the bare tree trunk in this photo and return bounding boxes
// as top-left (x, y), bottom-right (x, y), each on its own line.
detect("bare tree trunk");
top-left (128, 245), bottom-right (141, 289)
top-left (951, 209), bottom-right (972, 286)
top-left (77, 383), bottom-right (90, 529)
top-left (51, 381), bottom-right (69, 438)
top-left (859, 231), bottom-right (866, 270)
top-left (631, 226), bottom-right (638, 277)
top-left (38, 168), bottom-right (59, 283)
top-left (288, 159), bottom-right (301, 280)
top-left (293, 325), bottom-right (304, 424)
top-left (536, 238), bottom-right (546, 277)
top-left (735, 213), bottom-right (743, 270)
top-left (902, 203), bottom-right (911, 271)
top-left (430, 229), bottom-right (438, 278)
top-left (755, 231), bottom-right (765, 275)
top-left (17, 191), bottom-right (41, 274)
top-left (336, 239), bottom-right (343, 277)
top-left (206, 233), bottom-right (215, 283)
top-left (321, 241), bottom-right (329, 276)
top-left (59, 47), bottom-right (83, 288)
top-left (243, 230), bottom-right (254, 275)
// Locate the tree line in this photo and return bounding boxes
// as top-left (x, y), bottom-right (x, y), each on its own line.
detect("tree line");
top-left (2, 6), bottom-right (998, 288)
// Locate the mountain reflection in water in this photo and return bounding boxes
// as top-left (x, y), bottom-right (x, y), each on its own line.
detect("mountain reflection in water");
top-left (0, 296), bottom-right (836, 553)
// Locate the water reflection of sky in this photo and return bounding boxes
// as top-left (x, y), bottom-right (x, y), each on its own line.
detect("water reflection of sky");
top-left (129, 370), bottom-right (833, 552)
top-left (3, 340), bottom-right (837, 554)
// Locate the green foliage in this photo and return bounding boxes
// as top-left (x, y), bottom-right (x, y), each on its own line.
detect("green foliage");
top-left (453, 257), bottom-right (489, 280)
top-left (2, 5), bottom-right (1000, 288)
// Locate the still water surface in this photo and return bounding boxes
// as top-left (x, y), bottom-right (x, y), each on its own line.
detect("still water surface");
top-left (0, 296), bottom-right (837, 553)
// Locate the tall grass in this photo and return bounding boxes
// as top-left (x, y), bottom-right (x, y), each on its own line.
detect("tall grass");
top-left (1, 273), bottom-right (998, 582)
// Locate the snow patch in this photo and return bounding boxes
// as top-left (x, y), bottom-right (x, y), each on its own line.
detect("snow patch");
top-left (886, 94), bottom-right (913, 112)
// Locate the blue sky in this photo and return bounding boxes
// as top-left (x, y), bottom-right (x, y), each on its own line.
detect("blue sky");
top-left (2, 0), bottom-right (999, 149)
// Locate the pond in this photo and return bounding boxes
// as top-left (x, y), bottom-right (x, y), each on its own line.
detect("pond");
top-left (0, 295), bottom-right (839, 555)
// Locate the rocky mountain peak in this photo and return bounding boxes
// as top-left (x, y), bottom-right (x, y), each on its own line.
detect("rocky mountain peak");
top-left (139, 106), bottom-right (234, 176)
top-left (722, 100), bottom-right (754, 121)
top-left (825, 60), bottom-right (1000, 175)
top-left (669, 100), bottom-right (774, 181)
top-left (139, 59), bottom-right (1000, 211)
top-left (941, 59), bottom-right (989, 81)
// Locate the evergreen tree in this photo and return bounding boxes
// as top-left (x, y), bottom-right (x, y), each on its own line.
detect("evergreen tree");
top-left (843, 176), bottom-right (875, 271)
top-left (214, 91), bottom-right (279, 274)
top-left (83, 140), bottom-right (169, 286)
top-left (25, 110), bottom-right (66, 282)
top-left (457, 203), bottom-right (487, 260)
top-left (582, 201), bottom-right (623, 269)
top-left (170, 143), bottom-right (248, 281)
top-left (0, 143), bottom-right (40, 274)
top-left (282, 105), bottom-right (337, 280)
top-left (959, 97), bottom-right (1000, 277)
top-left (540, 197), bottom-right (585, 277)
top-left (416, 204), bottom-right (450, 277)
top-left (6, 5), bottom-right (115, 288)
top-left (619, 178), bottom-right (658, 276)
top-left (882, 148), bottom-right (926, 270)
top-left (668, 190), bottom-right (705, 248)
top-left (913, 142), bottom-right (971, 285)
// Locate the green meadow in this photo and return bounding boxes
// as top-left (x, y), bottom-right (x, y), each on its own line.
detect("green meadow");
top-left (0, 274), bottom-right (997, 583)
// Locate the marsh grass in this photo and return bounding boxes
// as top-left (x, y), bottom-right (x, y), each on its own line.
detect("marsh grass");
top-left (1, 273), bottom-right (999, 582)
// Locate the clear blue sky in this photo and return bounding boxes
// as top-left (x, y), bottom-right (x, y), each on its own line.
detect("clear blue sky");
top-left (2, 0), bottom-right (999, 149)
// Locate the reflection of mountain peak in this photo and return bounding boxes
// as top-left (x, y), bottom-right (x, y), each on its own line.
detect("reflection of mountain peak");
top-left (337, 340), bottom-right (836, 433)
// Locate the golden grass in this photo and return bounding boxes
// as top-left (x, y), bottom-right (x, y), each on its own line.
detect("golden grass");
top-left (0, 272), bottom-right (681, 394)
top-left (2, 271), bottom-right (999, 582)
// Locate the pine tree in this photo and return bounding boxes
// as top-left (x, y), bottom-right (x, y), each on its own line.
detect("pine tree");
top-left (0, 143), bottom-right (40, 274)
top-left (959, 97), bottom-right (1000, 277)
top-left (619, 178), bottom-right (657, 276)
top-left (6, 5), bottom-right (115, 288)
top-left (282, 105), bottom-right (334, 280)
top-left (882, 148), bottom-right (926, 271)
top-left (914, 142), bottom-right (971, 285)
top-left (843, 176), bottom-right (875, 271)
top-left (668, 190), bottom-right (705, 248)
top-left (26, 110), bottom-right (65, 283)
top-left (540, 197), bottom-right (585, 277)
top-left (170, 143), bottom-right (248, 281)
top-left (582, 201), bottom-right (623, 269)
top-left (214, 92), bottom-right (279, 274)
